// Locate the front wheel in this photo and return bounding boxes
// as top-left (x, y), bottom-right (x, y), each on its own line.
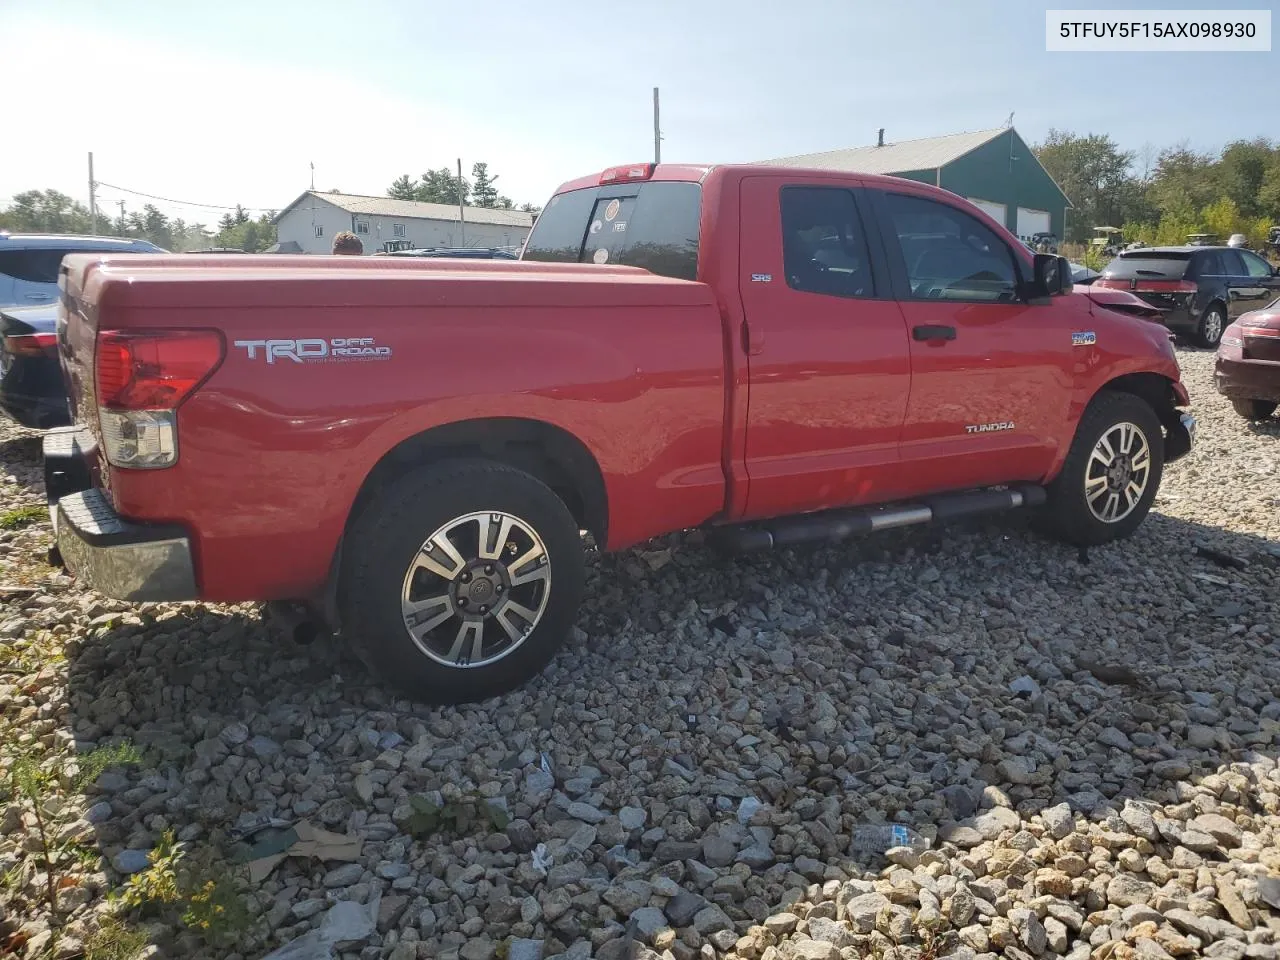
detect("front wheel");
top-left (1037, 392), bottom-right (1165, 547)
top-left (339, 459), bottom-right (585, 704)
top-left (1231, 398), bottom-right (1277, 420)
top-left (1196, 304), bottom-right (1226, 348)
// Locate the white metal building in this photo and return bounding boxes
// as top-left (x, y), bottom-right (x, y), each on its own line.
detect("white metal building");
top-left (273, 191), bottom-right (535, 255)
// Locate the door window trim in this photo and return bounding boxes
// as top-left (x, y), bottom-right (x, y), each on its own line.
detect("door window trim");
top-left (778, 184), bottom-right (881, 301)
top-left (866, 187), bottom-right (1031, 305)
top-left (768, 181), bottom-right (895, 303)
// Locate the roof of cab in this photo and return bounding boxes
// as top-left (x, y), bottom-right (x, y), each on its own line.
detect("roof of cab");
top-left (547, 162), bottom-right (967, 198)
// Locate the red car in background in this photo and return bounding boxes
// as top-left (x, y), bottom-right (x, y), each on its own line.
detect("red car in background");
top-left (1216, 296), bottom-right (1280, 420)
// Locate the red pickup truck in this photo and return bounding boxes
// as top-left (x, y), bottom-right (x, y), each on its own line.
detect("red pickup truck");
top-left (45, 162), bottom-right (1195, 703)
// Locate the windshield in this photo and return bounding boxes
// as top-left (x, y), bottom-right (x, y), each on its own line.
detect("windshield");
top-left (520, 181), bottom-right (701, 281)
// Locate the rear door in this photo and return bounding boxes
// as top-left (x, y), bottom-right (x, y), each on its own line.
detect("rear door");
top-left (0, 249), bottom-right (64, 305)
top-left (1229, 250), bottom-right (1280, 317)
top-left (867, 186), bottom-right (1075, 490)
top-left (736, 177), bottom-right (912, 519)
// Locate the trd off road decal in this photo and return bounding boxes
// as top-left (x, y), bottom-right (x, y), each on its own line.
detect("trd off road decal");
top-left (234, 337), bottom-right (393, 364)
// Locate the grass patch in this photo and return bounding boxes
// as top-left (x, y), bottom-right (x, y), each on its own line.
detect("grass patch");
top-left (84, 915), bottom-right (148, 960)
top-left (0, 505), bottom-right (45, 530)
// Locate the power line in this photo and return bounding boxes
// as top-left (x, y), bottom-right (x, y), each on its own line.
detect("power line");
top-left (93, 179), bottom-right (275, 214)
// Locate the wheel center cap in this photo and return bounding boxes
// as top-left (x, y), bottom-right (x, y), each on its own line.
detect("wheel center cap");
top-left (467, 579), bottom-right (495, 603)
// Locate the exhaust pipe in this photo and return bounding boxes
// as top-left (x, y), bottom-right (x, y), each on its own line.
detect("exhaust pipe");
top-left (264, 599), bottom-right (324, 645)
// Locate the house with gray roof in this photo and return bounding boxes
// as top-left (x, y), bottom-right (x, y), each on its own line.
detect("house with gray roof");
top-left (273, 190), bottom-right (535, 255)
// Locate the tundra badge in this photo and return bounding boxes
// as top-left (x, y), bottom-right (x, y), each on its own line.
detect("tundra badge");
top-left (965, 421), bottom-right (1015, 434)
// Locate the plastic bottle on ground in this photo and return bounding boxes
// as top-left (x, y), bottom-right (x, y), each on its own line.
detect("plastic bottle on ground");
top-left (849, 823), bottom-right (930, 855)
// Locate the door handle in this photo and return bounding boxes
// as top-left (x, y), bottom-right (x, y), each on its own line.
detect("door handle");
top-left (913, 324), bottom-right (956, 341)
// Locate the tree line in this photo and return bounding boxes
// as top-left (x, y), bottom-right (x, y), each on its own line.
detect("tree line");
top-left (0, 190), bottom-right (277, 252)
top-left (1033, 132), bottom-right (1280, 250)
top-left (387, 162), bottom-right (541, 215)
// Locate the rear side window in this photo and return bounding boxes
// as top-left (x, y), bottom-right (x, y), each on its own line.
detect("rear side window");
top-left (1102, 254), bottom-right (1191, 280)
top-left (780, 186), bottom-right (875, 299)
top-left (521, 181), bottom-right (701, 281)
top-left (0, 249), bottom-right (66, 284)
top-left (1193, 251), bottom-right (1233, 277)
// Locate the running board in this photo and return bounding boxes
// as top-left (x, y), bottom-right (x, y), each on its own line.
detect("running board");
top-left (712, 484), bottom-right (1047, 552)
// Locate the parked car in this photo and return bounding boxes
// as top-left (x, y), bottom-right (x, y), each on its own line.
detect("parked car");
top-left (0, 233), bottom-right (165, 307)
top-left (1030, 231), bottom-right (1059, 254)
top-left (1215, 296), bottom-right (1280, 420)
top-left (0, 303), bottom-right (69, 428)
top-left (1095, 245), bottom-right (1280, 348)
top-left (44, 161), bottom-right (1194, 704)
top-left (1069, 262), bottom-right (1100, 285)
top-left (385, 247), bottom-right (518, 260)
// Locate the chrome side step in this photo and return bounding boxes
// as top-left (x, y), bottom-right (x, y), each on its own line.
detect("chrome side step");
top-left (713, 484), bottom-right (1047, 552)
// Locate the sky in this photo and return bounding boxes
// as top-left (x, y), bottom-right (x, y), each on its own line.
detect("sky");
top-left (0, 0), bottom-right (1273, 226)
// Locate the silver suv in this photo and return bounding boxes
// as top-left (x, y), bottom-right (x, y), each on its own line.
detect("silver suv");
top-left (0, 233), bottom-right (165, 307)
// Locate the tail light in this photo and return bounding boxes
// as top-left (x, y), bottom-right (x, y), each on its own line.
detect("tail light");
top-left (3, 332), bottom-right (57, 356)
top-left (95, 329), bottom-right (224, 469)
top-left (1095, 278), bottom-right (1196, 294)
top-left (599, 163), bottom-right (654, 184)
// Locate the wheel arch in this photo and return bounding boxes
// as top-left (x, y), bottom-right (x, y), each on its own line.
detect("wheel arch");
top-left (345, 417), bottom-right (609, 547)
top-left (1094, 371), bottom-right (1192, 461)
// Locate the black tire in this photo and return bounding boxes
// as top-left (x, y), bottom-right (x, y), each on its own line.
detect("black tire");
top-left (1037, 392), bottom-right (1165, 547)
top-left (1196, 303), bottom-right (1226, 348)
top-left (1231, 398), bottom-right (1277, 420)
top-left (339, 459), bottom-right (584, 704)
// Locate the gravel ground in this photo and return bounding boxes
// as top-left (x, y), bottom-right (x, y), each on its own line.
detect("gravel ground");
top-left (0, 345), bottom-right (1277, 960)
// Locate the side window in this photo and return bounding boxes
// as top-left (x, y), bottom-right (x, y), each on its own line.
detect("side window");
top-left (779, 186), bottom-right (875, 299)
top-left (1220, 250), bottom-right (1247, 276)
top-left (0, 249), bottom-right (65, 284)
top-left (1241, 251), bottom-right (1273, 279)
top-left (1196, 251), bottom-right (1229, 276)
top-left (881, 192), bottom-right (1019, 302)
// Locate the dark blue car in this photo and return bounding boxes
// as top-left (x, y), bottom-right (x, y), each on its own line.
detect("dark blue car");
top-left (0, 303), bottom-right (69, 428)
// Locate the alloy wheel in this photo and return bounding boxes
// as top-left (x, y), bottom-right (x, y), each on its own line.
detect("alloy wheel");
top-left (1085, 422), bottom-right (1151, 523)
top-left (400, 511), bottom-right (551, 668)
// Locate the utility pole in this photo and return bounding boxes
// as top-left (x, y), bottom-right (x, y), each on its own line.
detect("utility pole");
top-left (88, 152), bottom-right (98, 232)
top-left (653, 87), bottom-right (661, 164)
top-left (458, 157), bottom-right (466, 246)
top-left (117, 200), bottom-right (126, 235)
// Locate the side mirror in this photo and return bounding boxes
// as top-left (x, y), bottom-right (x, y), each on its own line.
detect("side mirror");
top-left (1026, 253), bottom-right (1073, 304)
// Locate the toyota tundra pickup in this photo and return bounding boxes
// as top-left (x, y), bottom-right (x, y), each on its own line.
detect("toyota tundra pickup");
top-left (44, 162), bottom-right (1195, 703)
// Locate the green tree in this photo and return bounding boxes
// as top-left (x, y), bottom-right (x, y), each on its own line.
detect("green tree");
top-left (1217, 138), bottom-right (1275, 218)
top-left (1033, 131), bottom-right (1137, 242)
top-left (1256, 156), bottom-right (1280, 221)
top-left (417, 167), bottom-right (470, 205)
top-left (1148, 144), bottom-right (1221, 217)
top-left (388, 175), bottom-right (419, 200)
top-left (471, 162), bottom-right (499, 207)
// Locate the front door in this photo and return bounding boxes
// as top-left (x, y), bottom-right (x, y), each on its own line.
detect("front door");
top-left (1227, 249), bottom-right (1280, 318)
top-left (866, 187), bottom-right (1076, 492)
top-left (737, 178), bottom-right (912, 520)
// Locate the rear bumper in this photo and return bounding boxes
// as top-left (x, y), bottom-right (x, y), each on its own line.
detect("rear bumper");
top-left (1214, 355), bottom-right (1280, 403)
top-left (44, 428), bottom-right (197, 602)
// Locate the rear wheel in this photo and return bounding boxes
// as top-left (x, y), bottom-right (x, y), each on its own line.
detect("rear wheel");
top-left (1231, 398), bottom-right (1277, 420)
top-left (339, 459), bottom-right (585, 704)
top-left (1196, 303), bottom-right (1226, 348)
top-left (1037, 392), bottom-right (1164, 547)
